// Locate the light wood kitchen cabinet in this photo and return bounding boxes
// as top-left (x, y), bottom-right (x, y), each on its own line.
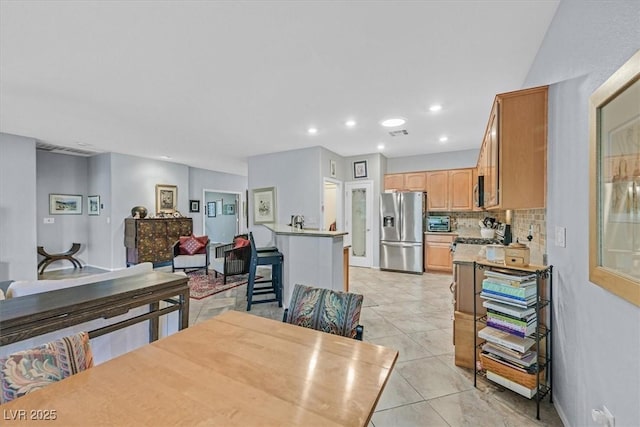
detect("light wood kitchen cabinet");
top-left (384, 172), bottom-right (427, 192)
top-left (426, 169), bottom-right (473, 211)
top-left (384, 173), bottom-right (405, 191)
top-left (479, 85), bottom-right (548, 210)
top-left (424, 233), bottom-right (455, 272)
top-left (449, 169), bottom-right (473, 211)
top-left (404, 172), bottom-right (427, 191)
top-left (425, 171), bottom-right (448, 210)
top-left (453, 262), bottom-right (486, 368)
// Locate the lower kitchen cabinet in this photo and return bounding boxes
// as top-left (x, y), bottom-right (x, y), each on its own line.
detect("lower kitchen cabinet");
top-left (424, 233), bottom-right (456, 273)
top-left (452, 261), bottom-right (486, 368)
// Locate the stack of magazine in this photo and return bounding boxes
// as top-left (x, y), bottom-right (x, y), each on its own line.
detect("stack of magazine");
top-left (478, 269), bottom-right (541, 398)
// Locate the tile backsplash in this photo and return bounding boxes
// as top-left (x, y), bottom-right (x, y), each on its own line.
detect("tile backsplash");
top-left (510, 208), bottom-right (546, 255)
top-left (437, 211), bottom-right (507, 230)
top-left (434, 209), bottom-right (547, 255)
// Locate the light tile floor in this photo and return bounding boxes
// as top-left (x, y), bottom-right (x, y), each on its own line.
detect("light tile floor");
top-left (188, 266), bottom-right (564, 427)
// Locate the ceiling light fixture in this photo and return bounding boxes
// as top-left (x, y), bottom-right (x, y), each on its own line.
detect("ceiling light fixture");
top-left (308, 127), bottom-right (318, 135)
top-left (377, 143), bottom-right (385, 150)
top-left (439, 136), bottom-right (448, 142)
top-left (381, 117), bottom-right (406, 127)
top-left (160, 155), bottom-right (172, 160)
top-left (429, 105), bottom-right (442, 112)
top-left (345, 120), bottom-right (356, 127)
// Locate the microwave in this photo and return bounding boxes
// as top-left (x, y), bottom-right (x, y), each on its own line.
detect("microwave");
top-left (427, 216), bottom-right (451, 232)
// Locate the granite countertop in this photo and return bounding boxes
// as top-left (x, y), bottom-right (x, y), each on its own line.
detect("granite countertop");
top-left (452, 244), bottom-right (485, 264)
top-left (453, 242), bottom-right (545, 266)
top-left (263, 223), bottom-right (348, 237)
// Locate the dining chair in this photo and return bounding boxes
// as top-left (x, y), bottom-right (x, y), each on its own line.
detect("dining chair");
top-left (0, 331), bottom-right (94, 404)
top-left (283, 284), bottom-right (364, 340)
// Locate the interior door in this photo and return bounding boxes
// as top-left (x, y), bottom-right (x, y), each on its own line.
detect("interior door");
top-left (345, 181), bottom-right (373, 268)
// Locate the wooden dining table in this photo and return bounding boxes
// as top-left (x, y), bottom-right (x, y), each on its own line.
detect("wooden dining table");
top-left (0, 311), bottom-right (398, 426)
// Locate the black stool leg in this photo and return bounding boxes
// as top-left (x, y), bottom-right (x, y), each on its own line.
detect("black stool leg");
top-left (247, 259), bottom-right (257, 311)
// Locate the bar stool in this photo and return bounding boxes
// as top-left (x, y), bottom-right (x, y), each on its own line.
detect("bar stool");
top-left (246, 232), bottom-right (283, 311)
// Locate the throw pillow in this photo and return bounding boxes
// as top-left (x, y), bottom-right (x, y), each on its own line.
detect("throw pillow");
top-left (180, 236), bottom-right (204, 255)
top-left (233, 237), bottom-right (250, 249)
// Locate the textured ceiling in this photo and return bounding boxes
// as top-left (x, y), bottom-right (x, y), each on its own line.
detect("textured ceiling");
top-left (0, 1), bottom-right (559, 175)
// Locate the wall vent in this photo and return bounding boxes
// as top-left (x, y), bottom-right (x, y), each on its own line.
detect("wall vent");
top-left (389, 129), bottom-right (408, 137)
top-left (36, 141), bottom-right (101, 157)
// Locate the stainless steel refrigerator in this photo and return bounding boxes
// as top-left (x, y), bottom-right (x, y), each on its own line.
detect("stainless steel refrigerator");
top-left (380, 192), bottom-right (425, 273)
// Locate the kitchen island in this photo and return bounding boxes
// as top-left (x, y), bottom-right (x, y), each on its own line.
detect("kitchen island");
top-left (263, 224), bottom-right (348, 307)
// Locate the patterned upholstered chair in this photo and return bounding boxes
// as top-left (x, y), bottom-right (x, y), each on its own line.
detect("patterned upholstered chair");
top-left (209, 235), bottom-right (251, 284)
top-left (283, 284), bottom-right (364, 340)
top-left (0, 331), bottom-right (94, 404)
top-left (172, 235), bottom-right (210, 275)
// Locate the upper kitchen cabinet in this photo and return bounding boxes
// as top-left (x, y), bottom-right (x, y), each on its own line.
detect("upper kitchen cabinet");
top-left (426, 170), bottom-right (448, 210)
top-left (449, 169), bottom-right (473, 211)
top-left (384, 173), bottom-right (405, 191)
top-left (404, 172), bottom-right (427, 191)
top-left (426, 169), bottom-right (473, 211)
top-left (384, 172), bottom-right (427, 192)
top-left (479, 86), bottom-right (548, 210)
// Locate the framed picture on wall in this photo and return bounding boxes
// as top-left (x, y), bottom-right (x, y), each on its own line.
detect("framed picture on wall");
top-left (88, 195), bottom-right (100, 216)
top-left (330, 159), bottom-right (337, 178)
top-left (252, 187), bottom-right (276, 224)
top-left (49, 194), bottom-right (82, 215)
top-left (189, 199), bottom-right (200, 213)
top-left (353, 160), bottom-right (368, 178)
top-left (207, 201), bottom-right (216, 217)
top-left (223, 203), bottom-right (236, 215)
top-left (155, 184), bottom-right (177, 214)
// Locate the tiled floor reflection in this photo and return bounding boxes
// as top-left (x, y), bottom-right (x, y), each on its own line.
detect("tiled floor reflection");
top-left (189, 266), bottom-right (563, 427)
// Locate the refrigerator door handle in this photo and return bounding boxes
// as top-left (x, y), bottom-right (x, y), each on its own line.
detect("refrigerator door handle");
top-left (381, 241), bottom-right (422, 247)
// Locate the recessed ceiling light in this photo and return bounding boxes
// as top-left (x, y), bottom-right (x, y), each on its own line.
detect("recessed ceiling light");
top-left (429, 105), bottom-right (442, 112)
top-left (308, 127), bottom-right (318, 135)
top-left (345, 120), bottom-right (356, 127)
top-left (439, 136), bottom-right (448, 143)
top-left (381, 117), bottom-right (406, 127)
top-left (160, 155), bottom-right (171, 160)
top-left (377, 143), bottom-right (385, 150)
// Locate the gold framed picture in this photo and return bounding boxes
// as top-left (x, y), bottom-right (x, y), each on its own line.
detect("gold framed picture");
top-left (156, 184), bottom-right (177, 214)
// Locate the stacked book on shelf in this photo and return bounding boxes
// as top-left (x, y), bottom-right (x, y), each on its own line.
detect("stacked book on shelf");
top-left (478, 269), bottom-right (544, 399)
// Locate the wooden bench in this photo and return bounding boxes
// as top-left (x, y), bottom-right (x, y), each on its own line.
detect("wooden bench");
top-left (37, 242), bottom-right (82, 274)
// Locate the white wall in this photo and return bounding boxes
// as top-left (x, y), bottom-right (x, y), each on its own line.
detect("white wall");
top-left (36, 151), bottom-right (89, 269)
top-left (0, 133), bottom-right (37, 281)
top-left (523, 2), bottom-right (640, 426)
top-left (248, 146), bottom-right (321, 246)
top-left (88, 153), bottom-right (112, 269)
top-left (204, 191), bottom-right (239, 244)
top-left (386, 148), bottom-right (479, 173)
top-left (188, 166), bottom-right (248, 236)
top-left (110, 153), bottom-right (190, 269)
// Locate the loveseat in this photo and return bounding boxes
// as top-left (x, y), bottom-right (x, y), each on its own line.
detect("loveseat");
top-left (0, 263), bottom-right (183, 364)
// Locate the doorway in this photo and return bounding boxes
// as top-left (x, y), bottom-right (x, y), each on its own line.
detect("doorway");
top-left (344, 180), bottom-right (373, 268)
top-left (202, 189), bottom-right (242, 245)
top-left (322, 178), bottom-right (343, 231)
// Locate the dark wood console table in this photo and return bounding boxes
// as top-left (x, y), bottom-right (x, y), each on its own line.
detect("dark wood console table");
top-left (0, 271), bottom-right (189, 347)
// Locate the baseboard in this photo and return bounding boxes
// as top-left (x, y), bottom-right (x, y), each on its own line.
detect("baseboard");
top-left (553, 397), bottom-right (571, 427)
